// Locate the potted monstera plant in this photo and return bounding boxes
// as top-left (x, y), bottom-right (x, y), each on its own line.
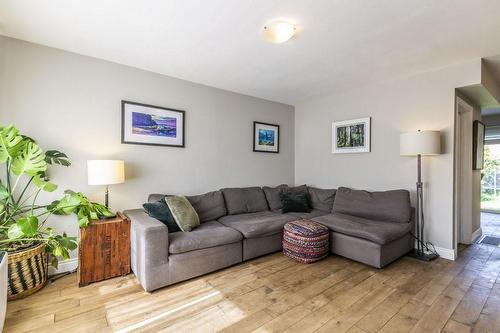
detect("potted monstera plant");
top-left (0, 124), bottom-right (113, 300)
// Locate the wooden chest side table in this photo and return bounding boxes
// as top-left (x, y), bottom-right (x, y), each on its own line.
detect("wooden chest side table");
top-left (78, 212), bottom-right (131, 287)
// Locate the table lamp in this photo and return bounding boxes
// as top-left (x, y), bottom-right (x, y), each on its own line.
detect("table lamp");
top-left (400, 130), bottom-right (440, 261)
top-left (87, 160), bottom-right (125, 208)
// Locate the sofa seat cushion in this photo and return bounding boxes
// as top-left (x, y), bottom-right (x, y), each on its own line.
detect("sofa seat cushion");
top-left (312, 213), bottom-right (412, 245)
top-left (284, 209), bottom-right (330, 219)
top-left (218, 211), bottom-right (296, 239)
top-left (168, 221), bottom-right (242, 254)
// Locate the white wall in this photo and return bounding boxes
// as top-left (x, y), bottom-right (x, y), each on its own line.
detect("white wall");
top-left (0, 36), bottom-right (294, 242)
top-left (295, 60), bottom-right (482, 252)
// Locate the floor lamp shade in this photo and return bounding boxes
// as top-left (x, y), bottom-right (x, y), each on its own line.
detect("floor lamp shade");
top-left (87, 160), bottom-right (125, 185)
top-left (400, 131), bottom-right (440, 156)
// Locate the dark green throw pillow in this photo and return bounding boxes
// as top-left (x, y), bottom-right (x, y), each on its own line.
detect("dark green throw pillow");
top-left (143, 200), bottom-right (181, 233)
top-left (280, 192), bottom-right (311, 213)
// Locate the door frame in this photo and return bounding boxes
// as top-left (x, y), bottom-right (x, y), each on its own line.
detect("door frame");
top-left (453, 96), bottom-right (475, 251)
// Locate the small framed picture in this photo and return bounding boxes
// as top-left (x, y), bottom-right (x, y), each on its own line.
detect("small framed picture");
top-left (473, 120), bottom-right (485, 170)
top-left (253, 121), bottom-right (279, 153)
top-left (121, 100), bottom-right (185, 147)
top-left (332, 117), bottom-right (371, 154)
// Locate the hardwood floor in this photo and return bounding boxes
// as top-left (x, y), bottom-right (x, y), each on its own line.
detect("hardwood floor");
top-left (4, 243), bottom-right (500, 333)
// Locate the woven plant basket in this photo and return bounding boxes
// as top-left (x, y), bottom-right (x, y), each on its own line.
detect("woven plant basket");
top-left (7, 243), bottom-right (48, 300)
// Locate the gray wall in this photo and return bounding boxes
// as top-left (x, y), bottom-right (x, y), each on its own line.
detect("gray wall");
top-left (295, 59), bottom-right (482, 252)
top-left (0, 36), bottom-right (295, 240)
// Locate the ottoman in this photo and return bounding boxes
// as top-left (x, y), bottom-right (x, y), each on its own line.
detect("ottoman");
top-left (283, 219), bottom-right (329, 263)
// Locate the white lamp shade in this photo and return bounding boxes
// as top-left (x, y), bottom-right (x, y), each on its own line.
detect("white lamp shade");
top-left (87, 160), bottom-right (125, 185)
top-left (400, 131), bottom-right (441, 156)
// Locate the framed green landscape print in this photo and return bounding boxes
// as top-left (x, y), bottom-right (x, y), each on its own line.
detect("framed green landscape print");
top-left (253, 121), bottom-right (279, 153)
top-left (332, 117), bottom-right (371, 154)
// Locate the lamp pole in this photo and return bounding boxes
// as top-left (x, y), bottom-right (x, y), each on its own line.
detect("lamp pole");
top-left (105, 185), bottom-right (109, 208)
top-left (416, 154), bottom-right (423, 254)
top-left (410, 153), bottom-right (438, 261)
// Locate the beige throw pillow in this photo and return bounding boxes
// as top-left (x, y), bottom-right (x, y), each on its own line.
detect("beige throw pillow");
top-left (165, 195), bottom-right (200, 232)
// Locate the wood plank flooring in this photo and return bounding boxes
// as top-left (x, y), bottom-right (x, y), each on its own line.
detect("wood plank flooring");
top-left (4, 243), bottom-right (500, 333)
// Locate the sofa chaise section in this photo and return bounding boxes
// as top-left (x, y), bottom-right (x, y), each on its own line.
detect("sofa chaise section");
top-left (311, 187), bottom-right (414, 268)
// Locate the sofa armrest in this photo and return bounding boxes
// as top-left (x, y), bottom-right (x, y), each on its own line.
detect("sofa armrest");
top-left (124, 209), bottom-right (170, 292)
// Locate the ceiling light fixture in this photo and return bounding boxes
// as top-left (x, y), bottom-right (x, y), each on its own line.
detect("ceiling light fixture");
top-left (263, 21), bottom-right (296, 44)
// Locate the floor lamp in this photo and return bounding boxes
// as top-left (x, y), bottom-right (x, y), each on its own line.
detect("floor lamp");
top-left (400, 130), bottom-right (441, 261)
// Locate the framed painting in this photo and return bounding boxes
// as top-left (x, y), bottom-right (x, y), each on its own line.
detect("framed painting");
top-left (473, 120), bottom-right (485, 170)
top-left (121, 100), bottom-right (185, 147)
top-left (332, 117), bottom-right (371, 154)
top-left (253, 121), bottom-right (279, 153)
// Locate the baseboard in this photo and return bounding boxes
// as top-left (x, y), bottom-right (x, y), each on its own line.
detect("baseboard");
top-left (434, 246), bottom-right (457, 261)
top-left (48, 257), bottom-right (78, 276)
top-left (471, 227), bottom-right (483, 243)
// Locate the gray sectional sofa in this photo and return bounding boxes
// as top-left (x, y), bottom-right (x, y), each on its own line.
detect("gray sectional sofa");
top-left (124, 185), bottom-right (414, 292)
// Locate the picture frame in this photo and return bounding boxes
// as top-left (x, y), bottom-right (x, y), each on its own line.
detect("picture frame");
top-left (121, 100), bottom-right (185, 148)
top-left (253, 121), bottom-right (279, 153)
top-left (332, 117), bottom-right (371, 154)
top-left (473, 120), bottom-right (485, 170)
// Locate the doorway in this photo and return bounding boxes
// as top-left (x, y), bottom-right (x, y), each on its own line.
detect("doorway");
top-left (480, 143), bottom-right (500, 239)
top-left (454, 96), bottom-right (482, 249)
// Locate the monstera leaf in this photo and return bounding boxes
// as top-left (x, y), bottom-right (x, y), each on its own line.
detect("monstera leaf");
top-left (10, 141), bottom-right (47, 176)
top-left (0, 125), bottom-right (25, 163)
top-left (33, 174), bottom-right (58, 192)
top-left (45, 150), bottom-right (71, 167)
top-left (18, 216), bottom-right (39, 237)
top-left (48, 190), bottom-right (114, 227)
top-left (7, 216), bottom-right (39, 239)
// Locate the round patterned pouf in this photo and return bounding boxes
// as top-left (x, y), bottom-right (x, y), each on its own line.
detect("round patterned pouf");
top-left (283, 219), bottom-right (329, 263)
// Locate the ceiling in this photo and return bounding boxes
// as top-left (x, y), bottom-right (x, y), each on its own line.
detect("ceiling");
top-left (1, 0), bottom-right (500, 105)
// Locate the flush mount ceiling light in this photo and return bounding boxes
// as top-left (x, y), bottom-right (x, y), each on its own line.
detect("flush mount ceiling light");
top-left (263, 21), bottom-right (296, 44)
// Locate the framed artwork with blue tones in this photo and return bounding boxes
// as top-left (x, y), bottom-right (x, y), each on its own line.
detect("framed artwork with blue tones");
top-left (121, 100), bottom-right (185, 147)
top-left (253, 121), bottom-right (279, 153)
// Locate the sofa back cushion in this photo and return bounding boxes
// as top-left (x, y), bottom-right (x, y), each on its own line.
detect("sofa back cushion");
top-left (308, 187), bottom-right (336, 212)
top-left (332, 187), bottom-right (411, 223)
top-left (148, 193), bottom-right (166, 203)
top-left (221, 187), bottom-right (269, 215)
top-left (262, 185), bottom-right (289, 210)
top-left (186, 191), bottom-right (227, 222)
top-left (148, 191), bottom-right (226, 223)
